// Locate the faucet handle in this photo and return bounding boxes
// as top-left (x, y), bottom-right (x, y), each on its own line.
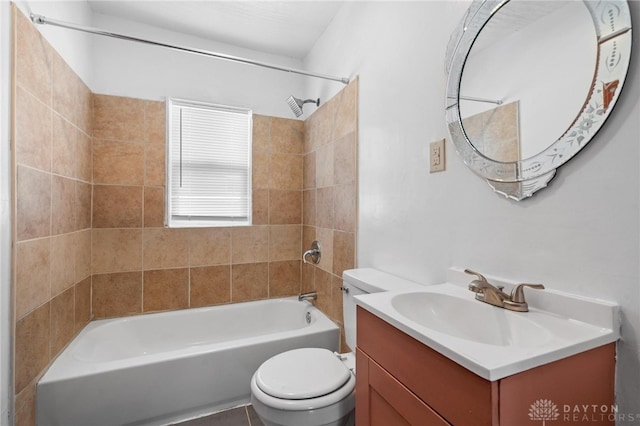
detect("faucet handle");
top-left (510, 283), bottom-right (545, 303)
top-left (464, 269), bottom-right (488, 283)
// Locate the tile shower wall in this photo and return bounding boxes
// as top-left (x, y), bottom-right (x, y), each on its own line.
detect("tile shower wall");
top-left (12, 8), bottom-right (92, 425)
top-left (302, 79), bottom-right (358, 350)
top-left (90, 96), bottom-right (304, 318)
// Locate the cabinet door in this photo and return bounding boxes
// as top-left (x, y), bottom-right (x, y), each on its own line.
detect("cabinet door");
top-left (356, 349), bottom-right (450, 426)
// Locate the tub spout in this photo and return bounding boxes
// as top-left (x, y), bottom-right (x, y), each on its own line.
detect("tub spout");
top-left (298, 292), bottom-right (317, 302)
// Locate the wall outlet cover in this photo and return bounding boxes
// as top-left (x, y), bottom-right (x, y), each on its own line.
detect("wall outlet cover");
top-left (430, 139), bottom-right (446, 173)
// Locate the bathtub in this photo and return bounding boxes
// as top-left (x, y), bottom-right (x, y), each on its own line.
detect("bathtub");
top-left (37, 297), bottom-right (339, 426)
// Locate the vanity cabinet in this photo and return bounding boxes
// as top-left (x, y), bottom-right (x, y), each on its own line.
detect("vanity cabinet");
top-left (355, 307), bottom-right (615, 426)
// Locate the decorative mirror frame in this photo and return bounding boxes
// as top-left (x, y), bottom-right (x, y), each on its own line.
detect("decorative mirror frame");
top-left (445, 0), bottom-right (632, 200)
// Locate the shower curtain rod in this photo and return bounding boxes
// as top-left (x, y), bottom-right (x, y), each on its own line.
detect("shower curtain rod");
top-left (30, 13), bottom-right (350, 85)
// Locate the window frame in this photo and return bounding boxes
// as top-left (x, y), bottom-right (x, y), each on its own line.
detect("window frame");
top-left (165, 97), bottom-right (253, 228)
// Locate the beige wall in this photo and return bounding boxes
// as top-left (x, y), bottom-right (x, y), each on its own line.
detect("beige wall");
top-left (12, 8), bottom-right (92, 425)
top-left (11, 7), bottom-right (357, 424)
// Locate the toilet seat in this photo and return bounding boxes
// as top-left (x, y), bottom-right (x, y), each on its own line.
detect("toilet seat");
top-left (255, 348), bottom-right (351, 400)
top-left (251, 348), bottom-right (356, 411)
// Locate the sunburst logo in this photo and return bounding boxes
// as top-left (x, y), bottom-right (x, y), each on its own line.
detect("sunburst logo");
top-left (529, 399), bottom-right (560, 425)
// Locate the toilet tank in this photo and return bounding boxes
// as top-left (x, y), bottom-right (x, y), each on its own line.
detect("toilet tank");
top-left (342, 269), bottom-right (421, 351)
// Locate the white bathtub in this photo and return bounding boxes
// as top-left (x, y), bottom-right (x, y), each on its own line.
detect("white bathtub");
top-left (37, 297), bottom-right (339, 426)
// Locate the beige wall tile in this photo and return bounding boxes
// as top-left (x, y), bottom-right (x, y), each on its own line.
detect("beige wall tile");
top-left (331, 275), bottom-right (345, 326)
top-left (316, 187), bottom-right (334, 229)
top-left (75, 230), bottom-right (91, 282)
top-left (269, 190), bottom-right (301, 225)
top-left (50, 287), bottom-right (75, 357)
top-left (92, 229), bottom-right (142, 273)
top-left (232, 226), bottom-right (269, 264)
top-left (252, 151), bottom-right (269, 189)
top-left (75, 181), bottom-right (92, 230)
top-left (51, 114), bottom-right (76, 178)
top-left (50, 233), bottom-right (75, 296)
top-left (188, 227), bottom-right (231, 266)
top-left (92, 272), bottom-right (142, 318)
top-left (314, 268), bottom-right (332, 317)
top-left (16, 166), bottom-right (51, 241)
top-left (334, 132), bottom-right (356, 185)
top-left (303, 190), bottom-right (316, 227)
top-left (15, 302), bottom-right (50, 394)
top-left (269, 225), bottom-right (301, 262)
top-left (52, 50), bottom-right (78, 125)
top-left (269, 153), bottom-right (302, 190)
top-left (51, 176), bottom-right (76, 235)
top-left (15, 8), bottom-right (52, 105)
top-left (93, 94), bottom-right (145, 141)
top-left (310, 98), bottom-right (337, 150)
top-left (231, 263), bottom-right (268, 302)
top-left (334, 79), bottom-right (358, 141)
top-left (252, 189), bottom-right (269, 225)
top-left (144, 101), bottom-right (165, 144)
top-left (93, 140), bottom-right (144, 185)
top-left (334, 183), bottom-right (357, 233)
top-left (15, 239), bottom-right (50, 320)
top-left (14, 382), bottom-right (36, 426)
top-left (93, 185), bottom-right (142, 228)
top-left (302, 226), bottom-right (317, 253)
top-left (333, 231), bottom-right (355, 277)
top-left (143, 186), bottom-right (165, 227)
top-left (75, 277), bottom-right (92, 332)
top-left (315, 143), bottom-right (334, 188)
top-left (77, 81), bottom-right (93, 136)
top-left (271, 117), bottom-right (303, 154)
top-left (252, 114), bottom-right (271, 152)
top-left (302, 263), bottom-right (315, 293)
top-left (269, 260), bottom-right (301, 297)
top-left (15, 87), bottom-right (51, 172)
top-left (143, 228), bottom-right (189, 270)
top-left (190, 265), bottom-right (231, 307)
top-left (76, 132), bottom-right (92, 183)
top-left (145, 143), bottom-right (165, 186)
top-left (143, 268), bottom-right (189, 312)
top-left (303, 152), bottom-right (316, 190)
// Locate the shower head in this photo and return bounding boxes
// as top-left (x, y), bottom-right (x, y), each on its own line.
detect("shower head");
top-left (287, 96), bottom-right (320, 118)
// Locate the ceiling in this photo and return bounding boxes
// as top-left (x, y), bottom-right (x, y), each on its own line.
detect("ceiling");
top-left (88, 1), bottom-right (345, 59)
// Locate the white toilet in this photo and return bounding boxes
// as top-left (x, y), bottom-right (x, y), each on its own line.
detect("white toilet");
top-left (250, 268), bottom-right (420, 426)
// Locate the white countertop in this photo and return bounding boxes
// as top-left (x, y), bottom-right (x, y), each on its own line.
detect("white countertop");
top-left (353, 268), bottom-right (620, 381)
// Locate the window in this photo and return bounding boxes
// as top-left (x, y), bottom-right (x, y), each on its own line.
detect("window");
top-left (166, 98), bottom-right (252, 227)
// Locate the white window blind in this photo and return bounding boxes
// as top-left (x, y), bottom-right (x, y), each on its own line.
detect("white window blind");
top-left (166, 98), bottom-right (252, 227)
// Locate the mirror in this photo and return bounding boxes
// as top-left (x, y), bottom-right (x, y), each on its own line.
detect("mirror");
top-left (445, 0), bottom-right (632, 200)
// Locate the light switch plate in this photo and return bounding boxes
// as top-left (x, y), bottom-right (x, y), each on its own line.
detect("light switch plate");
top-left (430, 139), bottom-right (446, 173)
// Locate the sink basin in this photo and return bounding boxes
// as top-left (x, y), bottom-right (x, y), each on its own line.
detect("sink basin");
top-left (354, 276), bottom-right (620, 381)
top-left (390, 292), bottom-right (552, 347)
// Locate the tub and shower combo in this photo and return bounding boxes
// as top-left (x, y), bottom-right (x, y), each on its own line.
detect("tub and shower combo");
top-left (37, 297), bottom-right (339, 425)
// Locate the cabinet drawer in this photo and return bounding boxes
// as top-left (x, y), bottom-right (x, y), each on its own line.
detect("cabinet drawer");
top-left (357, 307), bottom-right (498, 426)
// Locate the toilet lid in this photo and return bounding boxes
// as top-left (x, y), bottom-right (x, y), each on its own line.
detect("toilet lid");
top-left (255, 348), bottom-right (351, 400)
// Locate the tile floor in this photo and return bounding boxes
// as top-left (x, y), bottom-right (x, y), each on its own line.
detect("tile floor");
top-left (171, 405), bottom-right (264, 426)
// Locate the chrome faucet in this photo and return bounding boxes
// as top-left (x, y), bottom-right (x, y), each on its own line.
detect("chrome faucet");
top-left (298, 291), bottom-right (317, 302)
top-left (465, 269), bottom-right (544, 312)
top-left (303, 240), bottom-right (321, 264)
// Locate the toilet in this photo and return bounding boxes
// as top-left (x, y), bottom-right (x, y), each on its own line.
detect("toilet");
top-left (250, 268), bottom-right (421, 426)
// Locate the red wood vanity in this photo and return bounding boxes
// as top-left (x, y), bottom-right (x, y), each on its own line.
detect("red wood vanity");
top-left (355, 307), bottom-right (615, 426)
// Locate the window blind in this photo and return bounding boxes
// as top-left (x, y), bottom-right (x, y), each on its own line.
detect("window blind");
top-left (166, 98), bottom-right (252, 227)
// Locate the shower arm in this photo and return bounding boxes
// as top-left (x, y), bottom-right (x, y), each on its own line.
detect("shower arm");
top-left (30, 13), bottom-right (350, 85)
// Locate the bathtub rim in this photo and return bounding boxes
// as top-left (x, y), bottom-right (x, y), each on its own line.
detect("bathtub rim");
top-left (39, 297), bottom-right (338, 384)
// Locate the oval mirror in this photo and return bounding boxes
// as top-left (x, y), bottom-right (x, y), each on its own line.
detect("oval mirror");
top-left (445, 0), bottom-right (632, 200)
